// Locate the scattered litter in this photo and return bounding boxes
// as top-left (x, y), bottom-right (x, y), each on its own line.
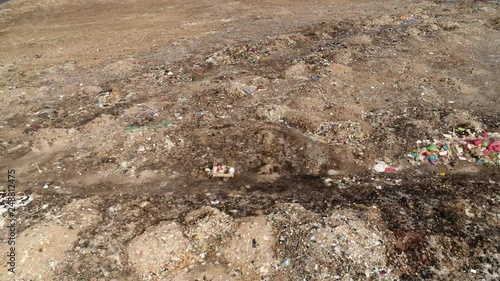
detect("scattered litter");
top-left (43, 183), bottom-right (49, 189)
top-left (407, 128), bottom-right (500, 166)
top-left (311, 76), bottom-right (319, 81)
top-left (283, 259), bottom-right (292, 266)
top-left (311, 121), bottom-right (366, 145)
top-left (204, 44), bottom-right (271, 66)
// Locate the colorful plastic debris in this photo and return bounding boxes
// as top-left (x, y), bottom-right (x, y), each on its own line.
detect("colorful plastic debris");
top-left (407, 128), bottom-right (500, 166)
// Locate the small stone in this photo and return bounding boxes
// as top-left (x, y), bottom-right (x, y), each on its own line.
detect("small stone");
top-left (242, 85), bottom-right (254, 95)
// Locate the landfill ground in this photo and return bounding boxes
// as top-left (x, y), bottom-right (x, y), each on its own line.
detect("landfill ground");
top-left (1, 0), bottom-right (500, 280)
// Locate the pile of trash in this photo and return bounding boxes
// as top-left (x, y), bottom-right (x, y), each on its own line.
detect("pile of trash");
top-left (95, 88), bottom-right (122, 108)
top-left (311, 121), bottom-right (366, 145)
top-left (204, 163), bottom-right (235, 181)
top-left (407, 127), bottom-right (500, 167)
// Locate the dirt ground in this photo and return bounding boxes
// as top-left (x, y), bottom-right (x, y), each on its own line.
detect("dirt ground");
top-left (1, 0), bottom-right (500, 280)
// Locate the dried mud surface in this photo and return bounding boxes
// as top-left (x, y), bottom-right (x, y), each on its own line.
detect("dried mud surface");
top-left (1, 0), bottom-right (500, 280)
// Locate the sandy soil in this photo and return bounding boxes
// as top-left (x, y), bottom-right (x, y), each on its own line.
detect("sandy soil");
top-left (0, 0), bottom-right (500, 280)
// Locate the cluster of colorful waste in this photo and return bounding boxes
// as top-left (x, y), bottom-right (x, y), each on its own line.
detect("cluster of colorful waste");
top-left (407, 127), bottom-right (500, 167)
top-left (204, 163), bottom-right (235, 181)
